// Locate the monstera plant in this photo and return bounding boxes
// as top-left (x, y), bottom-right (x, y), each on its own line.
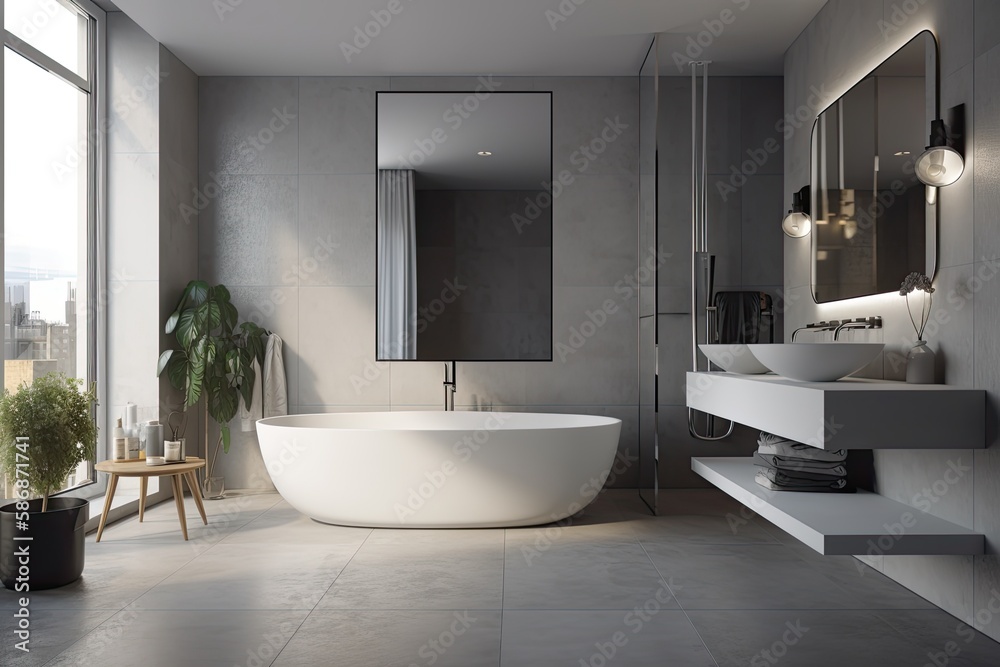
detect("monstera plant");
top-left (157, 281), bottom-right (269, 490)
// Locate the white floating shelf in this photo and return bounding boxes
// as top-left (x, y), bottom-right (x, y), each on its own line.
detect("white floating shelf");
top-left (692, 457), bottom-right (984, 556)
top-left (687, 372), bottom-right (985, 450)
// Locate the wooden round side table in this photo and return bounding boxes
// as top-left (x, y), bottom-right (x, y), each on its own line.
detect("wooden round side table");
top-left (94, 457), bottom-right (207, 541)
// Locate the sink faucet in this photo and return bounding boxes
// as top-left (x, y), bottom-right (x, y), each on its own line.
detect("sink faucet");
top-left (791, 320), bottom-right (841, 342)
top-left (834, 316), bottom-right (883, 340)
top-left (443, 361), bottom-right (456, 411)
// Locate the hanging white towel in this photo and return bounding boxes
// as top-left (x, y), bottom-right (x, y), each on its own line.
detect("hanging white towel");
top-left (262, 333), bottom-right (288, 419)
top-left (240, 333), bottom-right (288, 432)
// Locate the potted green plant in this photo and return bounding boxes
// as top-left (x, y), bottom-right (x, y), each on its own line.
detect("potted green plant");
top-left (157, 280), bottom-right (268, 499)
top-left (0, 373), bottom-right (98, 590)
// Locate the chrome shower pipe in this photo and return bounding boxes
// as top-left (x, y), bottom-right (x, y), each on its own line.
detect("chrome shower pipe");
top-left (688, 60), bottom-right (733, 441)
top-left (443, 361), bottom-right (456, 411)
top-left (689, 60), bottom-right (709, 374)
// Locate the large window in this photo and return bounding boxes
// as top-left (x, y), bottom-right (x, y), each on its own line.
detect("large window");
top-left (3, 0), bottom-right (104, 496)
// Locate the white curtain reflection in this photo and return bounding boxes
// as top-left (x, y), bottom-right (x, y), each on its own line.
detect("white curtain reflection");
top-left (377, 169), bottom-right (417, 359)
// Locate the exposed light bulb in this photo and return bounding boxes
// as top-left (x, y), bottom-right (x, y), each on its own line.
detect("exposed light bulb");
top-left (782, 211), bottom-right (812, 238)
top-left (915, 120), bottom-right (964, 187)
top-left (782, 186), bottom-right (812, 238)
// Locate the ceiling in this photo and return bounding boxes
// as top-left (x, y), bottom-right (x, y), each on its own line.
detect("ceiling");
top-left (377, 92), bottom-right (551, 190)
top-left (108, 0), bottom-right (828, 77)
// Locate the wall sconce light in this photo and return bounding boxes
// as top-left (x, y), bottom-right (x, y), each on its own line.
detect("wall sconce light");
top-left (915, 119), bottom-right (964, 187)
top-left (782, 185), bottom-right (812, 238)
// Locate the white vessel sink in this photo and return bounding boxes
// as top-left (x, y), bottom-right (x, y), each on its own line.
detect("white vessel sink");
top-left (699, 344), bottom-right (771, 375)
top-left (747, 343), bottom-right (884, 382)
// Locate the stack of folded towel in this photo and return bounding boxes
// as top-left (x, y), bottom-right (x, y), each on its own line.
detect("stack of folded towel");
top-left (754, 432), bottom-right (851, 492)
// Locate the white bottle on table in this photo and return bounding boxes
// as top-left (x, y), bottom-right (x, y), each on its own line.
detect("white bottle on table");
top-left (113, 418), bottom-right (126, 461)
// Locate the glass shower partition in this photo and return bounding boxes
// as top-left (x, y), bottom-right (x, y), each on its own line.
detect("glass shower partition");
top-left (638, 37), bottom-right (659, 514)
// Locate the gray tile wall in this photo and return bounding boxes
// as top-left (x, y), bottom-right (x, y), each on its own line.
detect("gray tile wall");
top-left (784, 0), bottom-right (1000, 641)
top-left (198, 76), bottom-right (640, 490)
top-left (655, 75), bottom-right (786, 488)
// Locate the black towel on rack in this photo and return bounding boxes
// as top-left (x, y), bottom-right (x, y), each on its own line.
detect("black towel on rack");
top-left (714, 291), bottom-right (764, 344)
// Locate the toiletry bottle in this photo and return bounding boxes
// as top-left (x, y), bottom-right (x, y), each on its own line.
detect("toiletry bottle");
top-left (113, 418), bottom-right (126, 461)
top-left (126, 432), bottom-right (140, 460)
top-left (144, 420), bottom-right (164, 458)
top-left (137, 421), bottom-right (147, 458)
top-left (124, 401), bottom-right (137, 433)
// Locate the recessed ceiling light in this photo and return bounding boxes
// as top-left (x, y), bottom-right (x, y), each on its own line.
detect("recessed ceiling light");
top-left (477, 151), bottom-right (492, 156)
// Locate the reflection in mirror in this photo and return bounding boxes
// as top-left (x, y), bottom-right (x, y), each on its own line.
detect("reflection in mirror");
top-left (376, 92), bottom-right (552, 361)
top-left (811, 31), bottom-right (937, 303)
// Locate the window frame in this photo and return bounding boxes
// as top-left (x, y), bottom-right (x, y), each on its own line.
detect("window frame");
top-left (3, 0), bottom-right (108, 499)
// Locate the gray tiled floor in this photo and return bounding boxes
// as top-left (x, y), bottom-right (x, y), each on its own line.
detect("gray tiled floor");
top-left (4, 488), bottom-right (1000, 666)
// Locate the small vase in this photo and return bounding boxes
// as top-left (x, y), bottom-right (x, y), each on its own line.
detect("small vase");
top-left (906, 340), bottom-right (936, 384)
top-left (203, 476), bottom-right (225, 500)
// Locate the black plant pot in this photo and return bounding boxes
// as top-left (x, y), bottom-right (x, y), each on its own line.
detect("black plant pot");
top-left (0, 497), bottom-right (88, 591)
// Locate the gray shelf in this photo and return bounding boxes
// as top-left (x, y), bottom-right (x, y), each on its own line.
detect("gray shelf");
top-left (692, 457), bottom-right (984, 556)
top-left (686, 372), bottom-right (985, 450)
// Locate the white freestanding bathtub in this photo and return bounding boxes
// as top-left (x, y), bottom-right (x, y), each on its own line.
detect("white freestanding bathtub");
top-left (256, 411), bottom-right (622, 528)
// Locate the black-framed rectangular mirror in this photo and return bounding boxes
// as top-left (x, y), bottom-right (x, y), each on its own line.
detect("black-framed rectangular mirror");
top-left (375, 91), bottom-right (553, 361)
top-left (810, 30), bottom-right (938, 303)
